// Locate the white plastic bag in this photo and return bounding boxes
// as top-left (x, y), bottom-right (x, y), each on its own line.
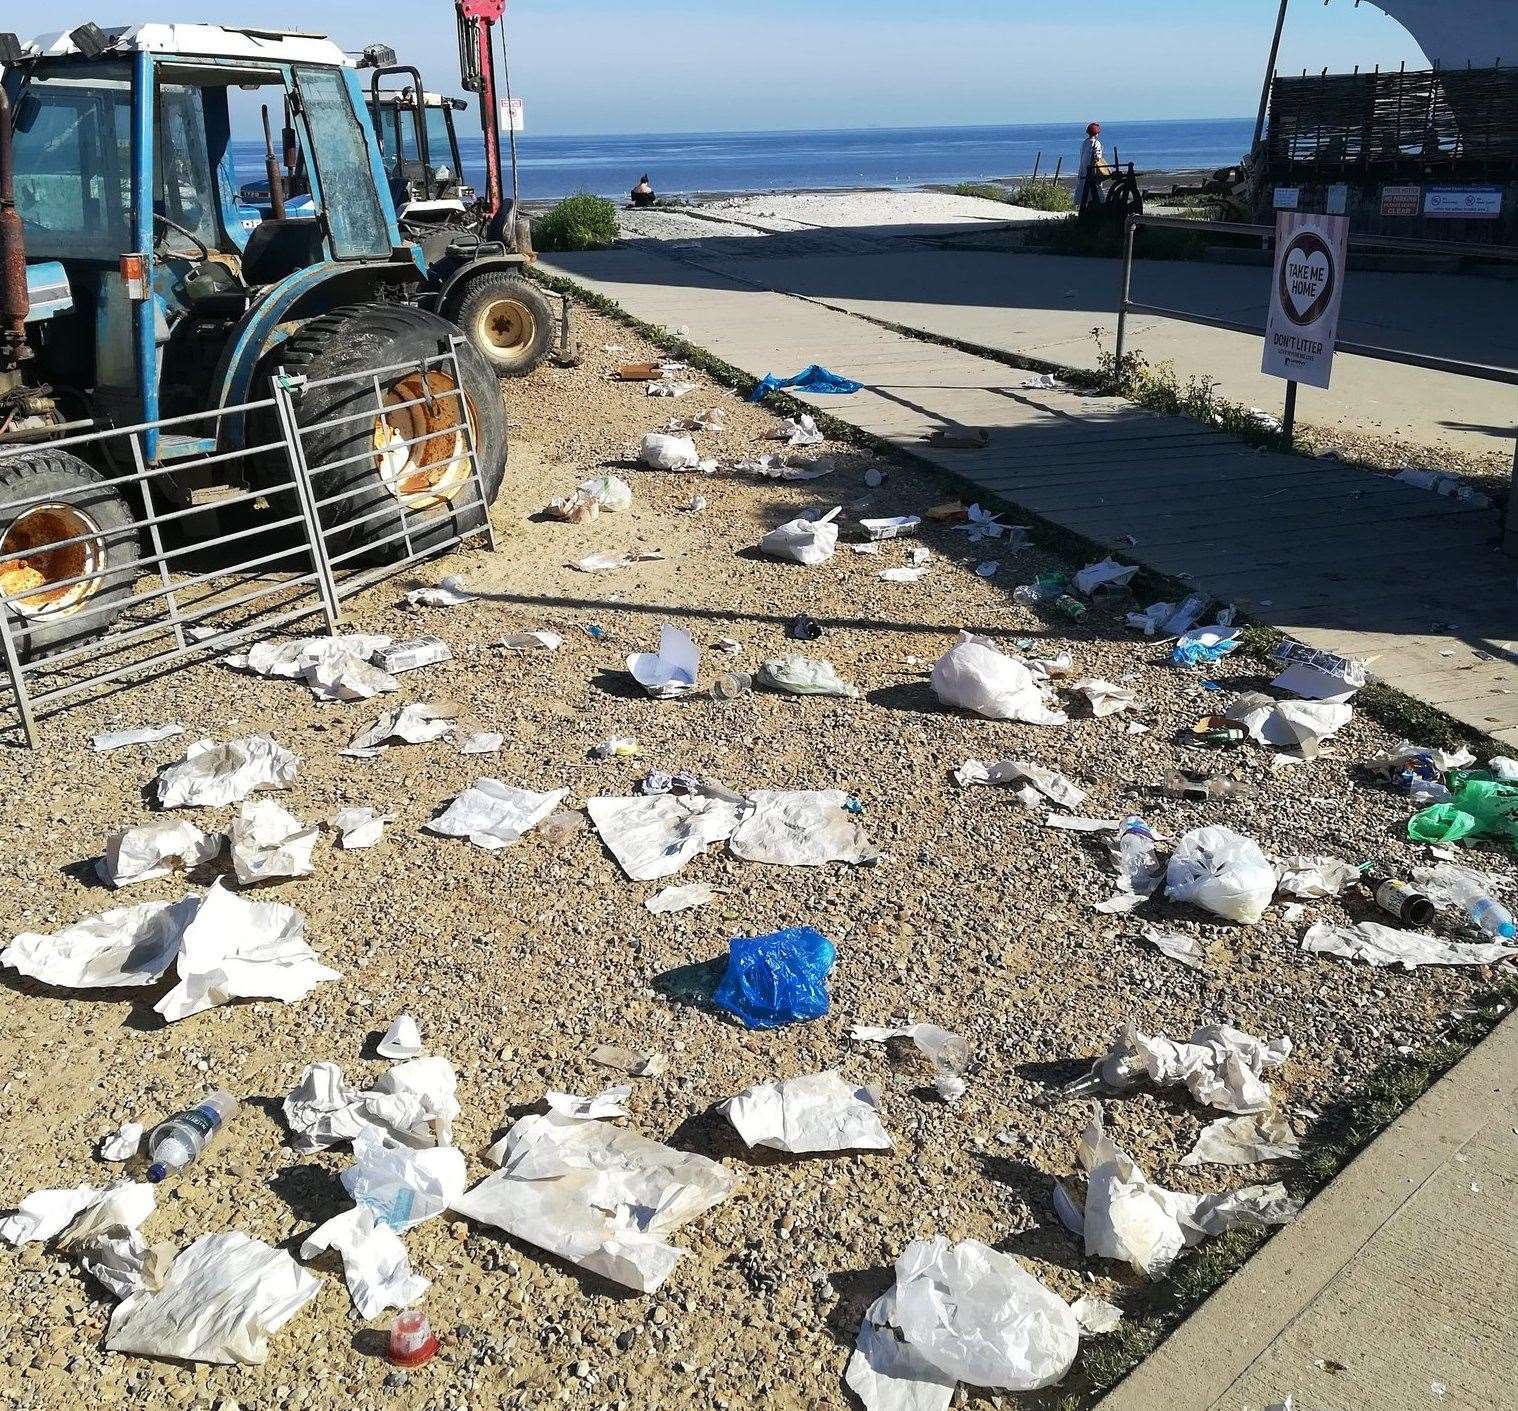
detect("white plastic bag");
top-left (1165, 827), bottom-right (1276, 924)
top-left (760, 508), bottom-right (841, 565)
top-left (847, 1236), bottom-right (1078, 1401)
top-left (156, 735), bottom-right (298, 808)
top-left (229, 799), bottom-right (318, 885)
top-left (931, 635), bottom-right (1066, 726)
top-left (426, 780), bottom-right (568, 850)
top-left (3, 896), bottom-right (197, 989)
top-left (639, 432), bottom-right (700, 470)
top-left (341, 1125), bottom-right (466, 1232)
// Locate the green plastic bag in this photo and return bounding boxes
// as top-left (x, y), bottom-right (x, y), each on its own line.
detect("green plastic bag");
top-left (1407, 804), bottom-right (1477, 845)
top-left (1447, 775), bottom-right (1518, 840)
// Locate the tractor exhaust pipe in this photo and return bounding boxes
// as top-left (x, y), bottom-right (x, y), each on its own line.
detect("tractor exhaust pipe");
top-left (0, 87), bottom-right (32, 370)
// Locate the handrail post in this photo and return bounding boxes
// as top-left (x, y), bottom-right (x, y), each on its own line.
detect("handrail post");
top-left (1282, 380), bottom-right (1298, 448)
top-left (1506, 432), bottom-right (1518, 555)
top-left (1114, 214), bottom-right (1138, 375)
top-left (0, 601), bottom-right (36, 748)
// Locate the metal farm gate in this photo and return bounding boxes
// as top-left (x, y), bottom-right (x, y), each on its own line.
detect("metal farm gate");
top-left (0, 339), bottom-right (497, 747)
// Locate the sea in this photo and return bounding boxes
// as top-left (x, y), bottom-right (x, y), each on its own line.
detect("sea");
top-left (232, 116), bottom-right (1254, 203)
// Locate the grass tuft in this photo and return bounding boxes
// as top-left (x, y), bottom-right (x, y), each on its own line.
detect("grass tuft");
top-left (532, 193), bottom-right (620, 253)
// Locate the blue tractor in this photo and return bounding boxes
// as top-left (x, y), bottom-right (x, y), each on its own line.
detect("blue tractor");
top-left (0, 21), bottom-right (508, 655)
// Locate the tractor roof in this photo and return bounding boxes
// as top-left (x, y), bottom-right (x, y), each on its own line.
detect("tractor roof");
top-left (25, 23), bottom-right (351, 67)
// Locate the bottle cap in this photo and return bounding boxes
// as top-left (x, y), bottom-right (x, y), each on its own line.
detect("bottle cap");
top-left (147, 1163), bottom-right (168, 1183)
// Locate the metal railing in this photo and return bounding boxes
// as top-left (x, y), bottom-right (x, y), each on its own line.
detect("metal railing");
top-left (0, 339), bottom-right (497, 747)
top-left (1112, 214), bottom-right (1518, 553)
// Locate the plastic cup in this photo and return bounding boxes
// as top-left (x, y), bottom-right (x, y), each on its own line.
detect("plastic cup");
top-left (388, 1310), bottom-right (439, 1368)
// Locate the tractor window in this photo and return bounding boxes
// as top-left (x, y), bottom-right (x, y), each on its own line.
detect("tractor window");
top-left (154, 85), bottom-right (219, 251)
top-left (295, 66), bottom-right (392, 260)
top-left (8, 70), bottom-right (133, 263)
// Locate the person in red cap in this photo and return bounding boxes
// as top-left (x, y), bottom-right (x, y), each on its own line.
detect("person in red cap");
top-left (1076, 122), bottom-right (1110, 208)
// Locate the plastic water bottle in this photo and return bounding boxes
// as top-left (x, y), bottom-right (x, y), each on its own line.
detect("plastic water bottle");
top-left (1117, 816), bottom-right (1161, 891)
top-left (1441, 873), bottom-right (1517, 939)
top-left (146, 1090), bottom-right (237, 1182)
top-left (1161, 770), bottom-right (1240, 802)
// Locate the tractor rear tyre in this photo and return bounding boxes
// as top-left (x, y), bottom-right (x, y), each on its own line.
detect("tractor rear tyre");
top-left (273, 302), bottom-right (507, 565)
top-left (0, 448), bottom-right (137, 662)
top-left (452, 272), bottom-right (555, 379)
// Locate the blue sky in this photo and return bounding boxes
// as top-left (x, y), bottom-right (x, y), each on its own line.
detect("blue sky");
top-left (76, 3), bottom-right (1426, 134)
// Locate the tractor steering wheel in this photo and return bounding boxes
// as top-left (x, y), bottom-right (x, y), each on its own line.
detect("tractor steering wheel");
top-left (152, 212), bottom-right (212, 263)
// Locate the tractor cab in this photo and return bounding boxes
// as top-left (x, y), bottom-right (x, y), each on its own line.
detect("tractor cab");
top-left (366, 83), bottom-right (475, 227)
top-left (2, 22), bottom-right (422, 444)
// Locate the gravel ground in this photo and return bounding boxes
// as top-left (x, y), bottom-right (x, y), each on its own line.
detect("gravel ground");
top-left (1, 307), bottom-right (1515, 1411)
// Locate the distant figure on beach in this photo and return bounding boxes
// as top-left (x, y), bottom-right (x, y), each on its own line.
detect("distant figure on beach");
top-left (630, 174), bottom-right (656, 208)
top-left (1075, 122), bottom-right (1110, 207)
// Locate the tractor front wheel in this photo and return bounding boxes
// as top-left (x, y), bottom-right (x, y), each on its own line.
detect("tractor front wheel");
top-left (272, 303), bottom-right (507, 565)
top-left (452, 272), bottom-right (555, 379)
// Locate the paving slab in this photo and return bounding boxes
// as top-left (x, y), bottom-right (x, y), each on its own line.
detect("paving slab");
top-left (544, 243), bottom-right (1518, 749)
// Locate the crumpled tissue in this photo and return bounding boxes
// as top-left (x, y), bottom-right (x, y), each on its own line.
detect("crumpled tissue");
top-left (377, 1013), bottom-right (425, 1059)
top-left (645, 882), bottom-right (718, 914)
top-left (329, 806), bottom-right (391, 849)
top-left (1228, 694), bottom-right (1353, 761)
top-left (1276, 854), bottom-right (1360, 899)
top-left (91, 722), bottom-right (184, 752)
top-left (105, 1231), bottom-right (320, 1365)
top-left (952, 758), bottom-right (1085, 810)
top-left (720, 1071), bottom-right (892, 1154)
top-left (1073, 1022), bottom-right (1290, 1114)
top-left (344, 702), bottom-right (457, 756)
top-left (451, 1110), bottom-right (737, 1293)
top-left (156, 735), bottom-right (298, 808)
top-left (588, 793), bottom-right (745, 880)
top-left (1181, 1111), bottom-right (1302, 1167)
top-left (931, 634), bottom-right (1067, 725)
top-left (405, 575), bottom-right (474, 607)
top-left (300, 1205), bottom-right (430, 1318)
top-left (229, 799), bottom-right (318, 885)
top-left (100, 1122), bottom-right (145, 1162)
top-left (1072, 558), bottom-right (1138, 595)
top-left (228, 634), bottom-right (396, 702)
top-left (1302, 920), bottom-right (1518, 970)
top-left (155, 881), bottom-right (337, 1023)
top-left (97, 821), bottom-right (221, 888)
top-left (730, 789), bottom-right (878, 867)
top-left (1067, 678), bottom-right (1139, 718)
top-left (427, 780), bottom-right (568, 850)
top-left (846, 1236), bottom-right (1078, 1408)
top-left (3, 895), bottom-right (198, 989)
top-left (1166, 826), bottom-right (1277, 924)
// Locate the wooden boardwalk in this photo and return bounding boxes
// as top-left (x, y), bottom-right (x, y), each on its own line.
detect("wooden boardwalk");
top-left (544, 245), bottom-right (1518, 748)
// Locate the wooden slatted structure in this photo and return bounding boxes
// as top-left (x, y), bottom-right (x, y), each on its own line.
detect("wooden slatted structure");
top-left (1267, 66), bottom-right (1518, 175)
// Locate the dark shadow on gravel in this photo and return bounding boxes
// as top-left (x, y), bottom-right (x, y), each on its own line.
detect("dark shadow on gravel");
top-left (651, 954), bottom-right (726, 1010)
top-left (822, 1263), bottom-right (894, 1351)
top-left (268, 1161), bottom-right (348, 1231)
top-left (864, 681), bottom-right (958, 717)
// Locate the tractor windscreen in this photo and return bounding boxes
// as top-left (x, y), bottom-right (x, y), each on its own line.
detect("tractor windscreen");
top-left (294, 66), bottom-right (391, 260)
top-left (7, 67), bottom-right (132, 263)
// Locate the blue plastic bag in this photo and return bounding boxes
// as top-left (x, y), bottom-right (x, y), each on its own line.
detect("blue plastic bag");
top-left (713, 926), bottom-right (836, 1029)
top-left (749, 365), bottom-right (862, 401)
top-left (1171, 628), bottom-right (1240, 668)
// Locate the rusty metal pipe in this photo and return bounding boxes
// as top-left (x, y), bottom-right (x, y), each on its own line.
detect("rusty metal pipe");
top-left (0, 87), bottom-right (33, 370)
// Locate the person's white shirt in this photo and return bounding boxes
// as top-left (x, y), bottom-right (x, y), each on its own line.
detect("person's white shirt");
top-left (1076, 133), bottom-right (1104, 204)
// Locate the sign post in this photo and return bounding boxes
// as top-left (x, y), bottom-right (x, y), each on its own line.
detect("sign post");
top-left (1263, 211), bottom-right (1351, 443)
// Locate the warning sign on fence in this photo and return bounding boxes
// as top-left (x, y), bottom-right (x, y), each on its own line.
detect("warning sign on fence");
top-left (1262, 211), bottom-right (1350, 390)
